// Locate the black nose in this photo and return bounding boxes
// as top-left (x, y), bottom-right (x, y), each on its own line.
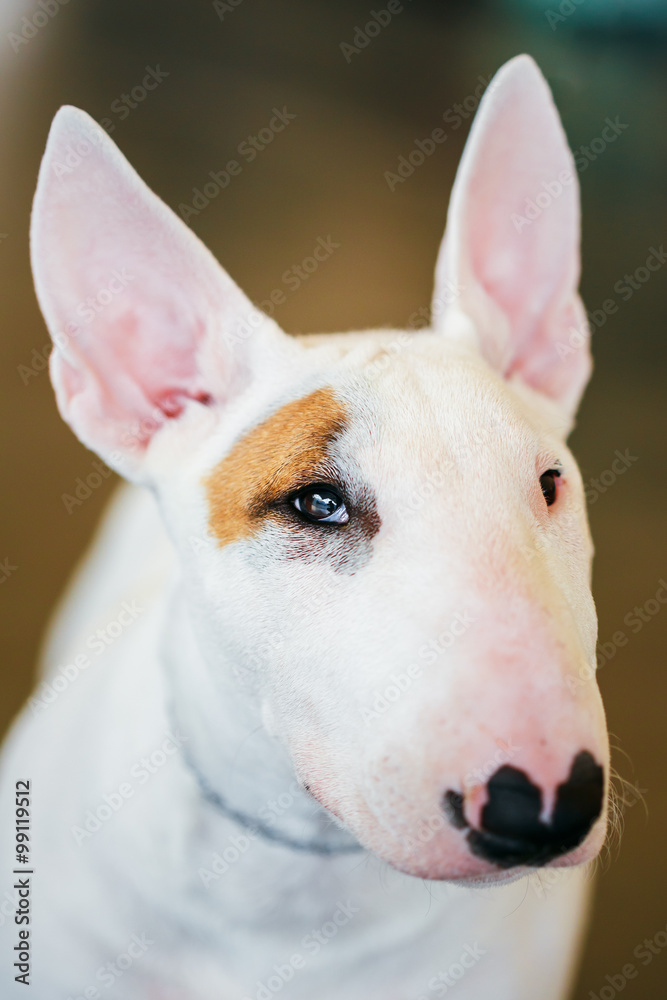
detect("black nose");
top-left (445, 751), bottom-right (604, 869)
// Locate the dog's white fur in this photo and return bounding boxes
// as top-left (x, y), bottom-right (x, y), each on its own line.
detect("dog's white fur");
top-left (0, 55), bottom-right (609, 999)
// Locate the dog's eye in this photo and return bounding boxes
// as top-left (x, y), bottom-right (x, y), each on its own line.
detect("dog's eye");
top-left (539, 469), bottom-right (561, 507)
top-left (292, 485), bottom-right (349, 525)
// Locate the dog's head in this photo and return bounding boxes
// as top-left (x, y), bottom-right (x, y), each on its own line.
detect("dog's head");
top-left (31, 55), bottom-right (608, 881)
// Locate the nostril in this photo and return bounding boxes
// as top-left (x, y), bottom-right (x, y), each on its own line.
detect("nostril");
top-left (443, 790), bottom-right (467, 829)
top-left (551, 750), bottom-right (605, 846)
top-left (481, 765), bottom-right (543, 841)
top-left (443, 751), bottom-right (605, 869)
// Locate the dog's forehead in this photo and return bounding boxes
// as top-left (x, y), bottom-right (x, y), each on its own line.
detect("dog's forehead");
top-left (204, 334), bottom-right (542, 553)
top-left (328, 333), bottom-right (543, 476)
top-left (349, 336), bottom-right (528, 433)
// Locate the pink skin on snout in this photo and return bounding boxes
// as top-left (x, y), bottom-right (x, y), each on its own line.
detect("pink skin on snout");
top-left (288, 591), bottom-right (608, 883)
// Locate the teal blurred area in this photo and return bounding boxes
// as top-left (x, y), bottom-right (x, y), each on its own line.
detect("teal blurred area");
top-left (510, 0), bottom-right (667, 32)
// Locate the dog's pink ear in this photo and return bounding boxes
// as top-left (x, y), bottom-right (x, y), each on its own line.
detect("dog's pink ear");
top-left (31, 106), bottom-right (289, 479)
top-left (433, 55), bottom-right (590, 424)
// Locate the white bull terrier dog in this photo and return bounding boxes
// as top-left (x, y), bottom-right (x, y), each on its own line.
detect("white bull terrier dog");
top-left (0, 54), bottom-right (609, 999)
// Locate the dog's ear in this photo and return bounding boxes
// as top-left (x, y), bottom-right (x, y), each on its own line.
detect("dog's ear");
top-left (31, 107), bottom-right (293, 481)
top-left (433, 55), bottom-right (590, 426)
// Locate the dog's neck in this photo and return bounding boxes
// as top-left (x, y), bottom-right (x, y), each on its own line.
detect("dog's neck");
top-left (161, 585), bottom-right (362, 856)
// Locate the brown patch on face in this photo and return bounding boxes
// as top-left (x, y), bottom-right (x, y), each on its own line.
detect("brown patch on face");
top-left (205, 386), bottom-right (353, 548)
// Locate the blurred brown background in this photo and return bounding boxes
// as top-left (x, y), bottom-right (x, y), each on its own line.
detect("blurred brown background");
top-left (1, 0), bottom-right (666, 996)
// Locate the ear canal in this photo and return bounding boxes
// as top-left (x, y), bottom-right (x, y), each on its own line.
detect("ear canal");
top-left (432, 55), bottom-right (591, 425)
top-left (30, 106), bottom-right (291, 480)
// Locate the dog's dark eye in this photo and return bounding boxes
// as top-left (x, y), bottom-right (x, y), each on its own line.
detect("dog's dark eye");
top-left (539, 469), bottom-right (561, 507)
top-left (292, 485), bottom-right (349, 525)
